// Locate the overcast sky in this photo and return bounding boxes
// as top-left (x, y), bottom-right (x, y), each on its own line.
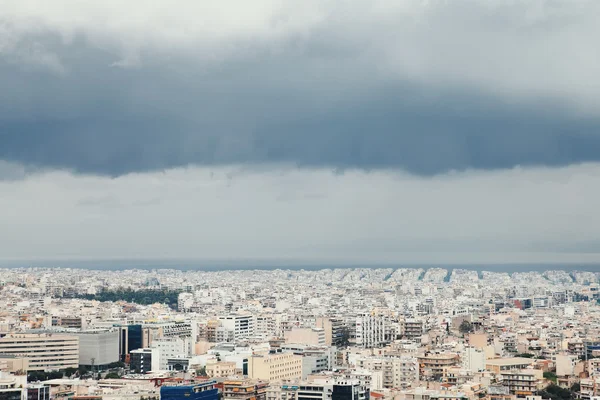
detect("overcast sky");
top-left (1, 0), bottom-right (600, 264)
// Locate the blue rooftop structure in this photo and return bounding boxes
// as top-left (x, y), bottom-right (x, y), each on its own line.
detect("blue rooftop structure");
top-left (160, 380), bottom-right (219, 400)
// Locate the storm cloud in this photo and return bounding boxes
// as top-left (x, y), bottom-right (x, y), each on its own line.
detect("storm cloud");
top-left (1, 0), bottom-right (600, 176)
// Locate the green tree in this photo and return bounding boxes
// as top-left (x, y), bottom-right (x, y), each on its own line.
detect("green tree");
top-left (339, 326), bottom-right (351, 347)
top-left (105, 372), bottom-right (122, 379)
top-left (459, 320), bottom-right (473, 334)
top-left (544, 371), bottom-right (558, 383)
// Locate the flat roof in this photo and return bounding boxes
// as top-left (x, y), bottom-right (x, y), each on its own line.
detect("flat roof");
top-left (486, 358), bottom-right (535, 366)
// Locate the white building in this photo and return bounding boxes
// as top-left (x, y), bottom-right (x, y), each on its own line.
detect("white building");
top-left (150, 337), bottom-right (187, 372)
top-left (72, 329), bottom-right (120, 367)
top-left (462, 347), bottom-right (486, 372)
top-left (355, 314), bottom-right (388, 348)
top-left (218, 314), bottom-right (254, 342)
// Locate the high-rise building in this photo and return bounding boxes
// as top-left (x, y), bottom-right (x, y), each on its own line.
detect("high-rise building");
top-left (355, 314), bottom-right (388, 348)
top-left (218, 314), bottom-right (255, 342)
top-left (130, 348), bottom-right (152, 374)
top-left (71, 329), bottom-right (120, 369)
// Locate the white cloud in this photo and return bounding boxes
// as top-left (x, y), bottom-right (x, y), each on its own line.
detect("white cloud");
top-left (1, 164), bottom-right (599, 263)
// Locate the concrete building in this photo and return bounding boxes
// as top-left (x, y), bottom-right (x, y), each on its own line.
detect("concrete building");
top-left (485, 358), bottom-right (535, 374)
top-left (272, 379), bottom-right (369, 400)
top-left (248, 351), bottom-right (303, 381)
top-left (161, 380), bottom-right (218, 400)
top-left (130, 348), bottom-right (152, 374)
top-left (149, 337), bottom-right (186, 372)
top-left (0, 371), bottom-right (27, 400)
top-left (462, 347), bottom-right (486, 372)
top-left (355, 314), bottom-right (388, 348)
top-left (0, 354), bottom-right (29, 373)
top-left (71, 330), bottom-right (120, 368)
top-left (222, 379), bottom-right (269, 400)
top-left (417, 354), bottom-right (459, 381)
top-left (0, 334), bottom-right (79, 371)
top-left (280, 344), bottom-right (336, 379)
top-left (284, 328), bottom-right (326, 346)
top-left (315, 318), bottom-right (346, 347)
top-left (206, 361), bottom-right (237, 378)
top-left (499, 369), bottom-right (544, 398)
top-left (219, 315), bottom-right (255, 342)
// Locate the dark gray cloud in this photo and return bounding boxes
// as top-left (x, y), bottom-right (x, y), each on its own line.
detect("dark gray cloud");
top-left (2, 0), bottom-right (600, 176)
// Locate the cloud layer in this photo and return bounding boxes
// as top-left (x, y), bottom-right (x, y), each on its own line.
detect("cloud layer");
top-left (1, 164), bottom-right (600, 263)
top-left (1, 0), bottom-right (600, 176)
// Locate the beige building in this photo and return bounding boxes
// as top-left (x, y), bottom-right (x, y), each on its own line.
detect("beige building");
top-left (485, 358), bottom-right (535, 374)
top-left (0, 354), bottom-right (29, 373)
top-left (284, 328), bottom-right (325, 346)
top-left (0, 334), bottom-right (79, 371)
top-left (222, 379), bottom-right (269, 400)
top-left (248, 351), bottom-right (302, 381)
top-left (206, 360), bottom-right (237, 378)
top-left (418, 354), bottom-right (459, 380)
top-left (468, 333), bottom-right (489, 349)
top-left (499, 369), bottom-right (544, 398)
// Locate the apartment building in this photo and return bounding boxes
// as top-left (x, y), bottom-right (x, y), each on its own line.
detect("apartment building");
top-left (0, 334), bottom-right (79, 371)
top-left (485, 358), bottom-right (535, 374)
top-left (403, 320), bottom-right (424, 340)
top-left (280, 344), bottom-right (337, 379)
top-left (219, 315), bottom-right (255, 342)
top-left (51, 316), bottom-right (83, 329)
top-left (284, 328), bottom-right (326, 346)
top-left (462, 347), bottom-right (486, 372)
top-left (356, 314), bottom-right (388, 348)
top-left (248, 351), bottom-right (303, 381)
top-left (206, 361), bottom-right (237, 378)
top-left (316, 318), bottom-right (346, 347)
top-left (355, 356), bottom-right (418, 389)
top-left (579, 377), bottom-right (600, 400)
top-left (417, 354), bottom-right (459, 381)
top-left (499, 369), bottom-right (544, 398)
top-left (222, 379), bottom-right (269, 400)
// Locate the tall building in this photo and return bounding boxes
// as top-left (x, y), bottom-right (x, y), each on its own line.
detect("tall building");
top-left (355, 314), bottom-right (388, 348)
top-left (462, 347), bottom-right (486, 372)
top-left (130, 348), bottom-right (152, 374)
top-left (0, 334), bottom-right (79, 371)
top-left (219, 314), bottom-right (255, 342)
top-left (150, 337), bottom-right (186, 372)
top-left (248, 350), bottom-right (303, 381)
top-left (71, 329), bottom-right (120, 369)
top-left (315, 317), bottom-right (346, 347)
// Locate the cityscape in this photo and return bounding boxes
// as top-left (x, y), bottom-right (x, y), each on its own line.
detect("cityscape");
top-left (0, 266), bottom-right (599, 399)
top-left (2, 0), bottom-right (600, 399)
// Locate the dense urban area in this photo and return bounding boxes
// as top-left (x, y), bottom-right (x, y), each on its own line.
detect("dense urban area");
top-left (0, 267), bottom-right (599, 400)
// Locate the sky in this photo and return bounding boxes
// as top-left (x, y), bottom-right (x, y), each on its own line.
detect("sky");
top-left (1, 0), bottom-right (600, 264)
